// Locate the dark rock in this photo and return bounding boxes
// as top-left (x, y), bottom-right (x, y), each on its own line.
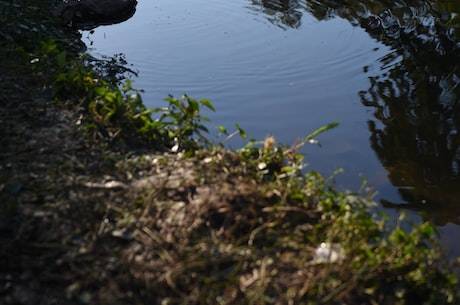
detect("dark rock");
top-left (55, 0), bottom-right (138, 30)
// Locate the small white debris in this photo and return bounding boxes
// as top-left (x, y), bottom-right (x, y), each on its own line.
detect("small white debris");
top-left (171, 137), bottom-right (179, 152)
top-left (83, 180), bottom-right (127, 189)
top-left (171, 144), bottom-right (179, 153)
top-left (313, 242), bottom-right (345, 263)
top-left (111, 228), bottom-right (135, 240)
top-left (257, 162), bottom-right (267, 170)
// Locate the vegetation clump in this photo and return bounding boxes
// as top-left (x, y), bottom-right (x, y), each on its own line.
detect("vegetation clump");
top-left (1, 0), bottom-right (459, 304)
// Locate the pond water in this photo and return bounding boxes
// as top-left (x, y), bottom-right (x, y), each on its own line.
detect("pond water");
top-left (83, 0), bottom-right (460, 256)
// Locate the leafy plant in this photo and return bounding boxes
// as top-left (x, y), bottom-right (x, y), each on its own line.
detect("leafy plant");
top-left (148, 94), bottom-right (217, 151)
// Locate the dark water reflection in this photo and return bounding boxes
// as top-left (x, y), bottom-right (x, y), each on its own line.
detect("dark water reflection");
top-left (57, 0), bottom-right (138, 30)
top-left (252, 0), bottom-right (460, 226)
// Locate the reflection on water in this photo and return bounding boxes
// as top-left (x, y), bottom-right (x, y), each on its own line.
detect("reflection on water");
top-left (253, 0), bottom-right (460, 224)
top-left (249, 0), bottom-right (304, 28)
top-left (357, 1), bottom-right (460, 226)
top-left (250, 0), bottom-right (460, 225)
top-left (57, 0), bottom-right (138, 30)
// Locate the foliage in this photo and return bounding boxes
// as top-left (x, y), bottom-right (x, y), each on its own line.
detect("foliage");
top-left (26, 37), bottom-right (219, 150)
top-left (2, 0), bottom-right (229, 153)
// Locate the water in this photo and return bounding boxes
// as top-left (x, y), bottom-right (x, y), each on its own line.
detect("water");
top-left (83, 0), bottom-right (460, 256)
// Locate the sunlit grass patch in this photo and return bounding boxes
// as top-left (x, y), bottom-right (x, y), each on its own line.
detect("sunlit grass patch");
top-left (97, 147), bottom-right (459, 305)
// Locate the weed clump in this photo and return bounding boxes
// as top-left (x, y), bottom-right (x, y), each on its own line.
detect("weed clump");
top-left (102, 147), bottom-right (457, 305)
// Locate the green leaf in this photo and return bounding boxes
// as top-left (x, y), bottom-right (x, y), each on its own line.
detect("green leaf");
top-left (281, 166), bottom-right (295, 173)
top-left (56, 51), bottom-right (67, 69)
top-left (200, 99), bottom-right (215, 111)
top-left (94, 86), bottom-right (108, 96)
top-left (165, 96), bottom-right (182, 109)
top-left (187, 97), bottom-right (199, 113)
top-left (236, 123), bottom-right (247, 139)
top-left (198, 125), bottom-right (209, 132)
top-left (305, 121), bottom-right (339, 142)
top-left (217, 125), bottom-right (228, 134)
